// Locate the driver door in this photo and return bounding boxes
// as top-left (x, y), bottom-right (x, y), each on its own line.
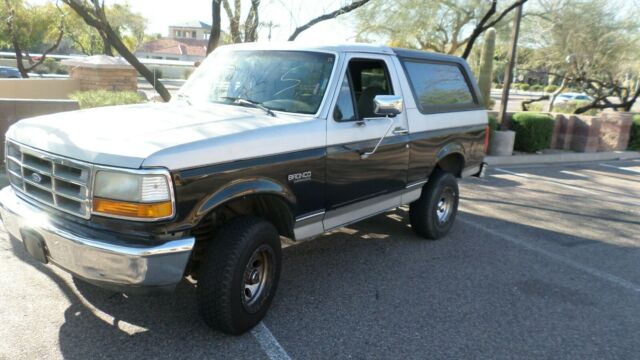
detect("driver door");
top-left (324, 53), bottom-right (410, 224)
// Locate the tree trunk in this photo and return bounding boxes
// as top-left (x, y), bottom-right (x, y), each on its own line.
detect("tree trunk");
top-left (207, 0), bottom-right (222, 54)
top-left (62, 0), bottom-right (171, 102)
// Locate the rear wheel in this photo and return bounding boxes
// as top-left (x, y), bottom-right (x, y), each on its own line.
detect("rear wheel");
top-left (409, 171), bottom-right (459, 240)
top-left (197, 216), bottom-right (281, 335)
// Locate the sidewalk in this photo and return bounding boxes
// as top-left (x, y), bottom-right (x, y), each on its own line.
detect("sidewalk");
top-left (485, 150), bottom-right (640, 166)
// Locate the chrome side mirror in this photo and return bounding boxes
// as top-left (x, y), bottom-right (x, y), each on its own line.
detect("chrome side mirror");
top-left (373, 95), bottom-right (403, 117)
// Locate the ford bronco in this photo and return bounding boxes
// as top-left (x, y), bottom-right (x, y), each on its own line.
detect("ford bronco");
top-left (0, 43), bottom-right (488, 335)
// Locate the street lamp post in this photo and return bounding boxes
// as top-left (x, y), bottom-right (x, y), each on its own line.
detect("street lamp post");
top-left (498, 2), bottom-right (524, 130)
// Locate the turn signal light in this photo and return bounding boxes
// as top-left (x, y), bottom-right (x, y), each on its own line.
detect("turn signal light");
top-left (93, 198), bottom-right (173, 219)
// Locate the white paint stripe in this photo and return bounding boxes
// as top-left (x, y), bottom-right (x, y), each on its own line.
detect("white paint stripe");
top-left (458, 217), bottom-right (640, 293)
top-left (494, 168), bottom-right (597, 194)
top-left (600, 163), bottom-right (640, 174)
top-left (251, 322), bottom-right (292, 360)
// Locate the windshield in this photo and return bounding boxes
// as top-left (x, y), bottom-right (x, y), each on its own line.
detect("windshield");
top-left (178, 50), bottom-right (336, 115)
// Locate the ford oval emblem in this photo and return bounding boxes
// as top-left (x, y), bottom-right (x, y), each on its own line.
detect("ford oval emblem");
top-left (31, 173), bottom-right (43, 184)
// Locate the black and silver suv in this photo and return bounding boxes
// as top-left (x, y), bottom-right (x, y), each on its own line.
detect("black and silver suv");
top-left (1, 43), bottom-right (488, 335)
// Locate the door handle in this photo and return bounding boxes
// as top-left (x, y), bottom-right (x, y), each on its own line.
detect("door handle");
top-left (392, 127), bottom-right (409, 135)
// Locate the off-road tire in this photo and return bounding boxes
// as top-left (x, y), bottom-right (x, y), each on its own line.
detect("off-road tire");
top-left (409, 171), bottom-right (459, 240)
top-left (197, 216), bottom-right (281, 335)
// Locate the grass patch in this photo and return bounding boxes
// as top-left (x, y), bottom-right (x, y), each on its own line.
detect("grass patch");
top-left (528, 100), bottom-right (599, 116)
top-left (70, 90), bottom-right (146, 109)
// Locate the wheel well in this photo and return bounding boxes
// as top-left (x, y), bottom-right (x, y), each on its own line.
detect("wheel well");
top-left (187, 194), bottom-right (294, 278)
top-left (434, 153), bottom-right (465, 178)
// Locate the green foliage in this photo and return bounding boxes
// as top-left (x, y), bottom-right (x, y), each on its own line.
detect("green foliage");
top-left (354, 0), bottom-right (511, 55)
top-left (629, 114), bottom-right (640, 150)
top-left (0, 1), bottom-right (63, 53)
top-left (478, 28), bottom-right (496, 109)
top-left (544, 85), bottom-right (559, 93)
top-left (530, 84), bottom-right (544, 92)
top-left (527, 100), bottom-right (599, 116)
top-left (488, 115), bottom-right (498, 131)
top-left (33, 58), bottom-right (68, 75)
top-left (70, 90), bottom-right (146, 109)
top-left (519, 84), bottom-right (531, 91)
top-left (512, 112), bottom-right (555, 152)
top-left (62, 2), bottom-right (148, 55)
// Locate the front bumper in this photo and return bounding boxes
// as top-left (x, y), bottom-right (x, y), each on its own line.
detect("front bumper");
top-left (0, 186), bottom-right (195, 293)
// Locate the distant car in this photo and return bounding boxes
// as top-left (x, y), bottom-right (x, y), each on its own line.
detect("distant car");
top-left (556, 93), bottom-right (593, 103)
top-left (0, 66), bottom-right (21, 78)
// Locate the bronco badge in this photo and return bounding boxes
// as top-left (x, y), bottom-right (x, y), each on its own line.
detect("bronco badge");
top-left (288, 171), bottom-right (312, 183)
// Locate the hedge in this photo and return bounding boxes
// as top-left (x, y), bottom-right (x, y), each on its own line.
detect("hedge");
top-left (629, 114), bottom-right (640, 150)
top-left (512, 112), bottom-right (555, 152)
top-left (544, 85), bottom-right (559, 93)
top-left (70, 90), bottom-right (147, 109)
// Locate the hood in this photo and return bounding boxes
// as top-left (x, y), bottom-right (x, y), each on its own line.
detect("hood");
top-left (7, 102), bottom-right (312, 169)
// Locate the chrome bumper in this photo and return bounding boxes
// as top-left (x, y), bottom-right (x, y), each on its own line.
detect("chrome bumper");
top-left (0, 186), bottom-right (194, 292)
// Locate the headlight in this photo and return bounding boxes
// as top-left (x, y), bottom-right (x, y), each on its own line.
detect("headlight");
top-left (92, 169), bottom-right (174, 220)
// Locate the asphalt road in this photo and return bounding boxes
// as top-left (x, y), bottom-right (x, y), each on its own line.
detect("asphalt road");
top-left (1, 160), bottom-right (639, 359)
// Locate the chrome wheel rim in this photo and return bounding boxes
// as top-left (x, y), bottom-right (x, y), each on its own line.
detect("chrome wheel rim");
top-left (242, 245), bottom-right (273, 312)
top-left (436, 187), bottom-right (455, 224)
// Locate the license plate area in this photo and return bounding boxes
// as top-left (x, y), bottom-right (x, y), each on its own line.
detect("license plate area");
top-left (20, 229), bottom-right (48, 264)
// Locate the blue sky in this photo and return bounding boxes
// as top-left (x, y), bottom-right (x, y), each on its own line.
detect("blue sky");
top-left (33, 0), bottom-right (361, 43)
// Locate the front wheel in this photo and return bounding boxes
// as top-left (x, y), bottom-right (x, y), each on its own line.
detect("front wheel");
top-left (197, 216), bottom-right (282, 335)
top-left (409, 171), bottom-right (459, 240)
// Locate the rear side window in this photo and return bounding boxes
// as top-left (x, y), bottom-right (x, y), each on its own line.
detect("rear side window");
top-left (403, 60), bottom-right (476, 112)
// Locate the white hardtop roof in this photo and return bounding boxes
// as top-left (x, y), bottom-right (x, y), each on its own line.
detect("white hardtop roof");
top-left (216, 42), bottom-right (396, 55)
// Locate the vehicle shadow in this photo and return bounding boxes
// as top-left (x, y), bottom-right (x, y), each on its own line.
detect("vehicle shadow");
top-left (7, 204), bottom-right (639, 359)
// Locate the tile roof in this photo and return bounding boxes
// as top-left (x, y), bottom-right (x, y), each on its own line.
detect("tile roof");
top-left (138, 38), bottom-right (208, 57)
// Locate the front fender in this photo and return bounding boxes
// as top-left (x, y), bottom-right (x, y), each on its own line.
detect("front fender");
top-left (195, 178), bottom-right (296, 219)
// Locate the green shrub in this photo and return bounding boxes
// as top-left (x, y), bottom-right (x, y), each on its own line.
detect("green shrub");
top-left (493, 83), bottom-right (503, 89)
top-left (512, 112), bottom-right (555, 152)
top-left (544, 85), bottom-right (559, 93)
top-left (530, 84), bottom-right (543, 92)
top-left (70, 90), bottom-right (146, 109)
top-left (488, 115), bottom-right (498, 131)
top-left (519, 84), bottom-right (531, 91)
top-left (629, 114), bottom-right (640, 150)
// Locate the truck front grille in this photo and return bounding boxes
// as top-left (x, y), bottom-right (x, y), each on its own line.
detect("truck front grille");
top-left (5, 140), bottom-right (92, 219)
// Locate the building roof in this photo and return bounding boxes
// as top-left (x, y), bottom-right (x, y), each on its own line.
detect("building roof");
top-left (170, 21), bottom-right (211, 30)
top-left (138, 38), bottom-right (208, 58)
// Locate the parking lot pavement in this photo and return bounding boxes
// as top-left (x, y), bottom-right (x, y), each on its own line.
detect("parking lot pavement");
top-left (1, 160), bottom-right (639, 359)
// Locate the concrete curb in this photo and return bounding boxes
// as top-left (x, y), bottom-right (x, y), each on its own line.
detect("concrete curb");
top-left (485, 151), bottom-right (640, 166)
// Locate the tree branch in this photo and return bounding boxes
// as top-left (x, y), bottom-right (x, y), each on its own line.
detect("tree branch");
top-left (461, 0), bottom-right (528, 59)
top-left (288, 0), bottom-right (372, 41)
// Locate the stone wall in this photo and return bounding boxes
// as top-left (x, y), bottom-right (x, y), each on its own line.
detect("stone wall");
top-left (69, 67), bottom-right (137, 92)
top-left (491, 111), bottom-right (633, 153)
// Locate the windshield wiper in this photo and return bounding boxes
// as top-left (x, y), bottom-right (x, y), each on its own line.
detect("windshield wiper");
top-left (221, 96), bottom-right (276, 117)
top-left (176, 93), bottom-right (192, 105)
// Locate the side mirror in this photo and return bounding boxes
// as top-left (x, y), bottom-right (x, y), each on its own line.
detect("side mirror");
top-left (373, 95), bottom-right (403, 117)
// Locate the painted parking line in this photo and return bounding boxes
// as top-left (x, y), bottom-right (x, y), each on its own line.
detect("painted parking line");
top-left (494, 168), bottom-right (598, 195)
top-left (458, 217), bottom-right (640, 293)
top-left (251, 322), bottom-right (292, 360)
top-left (600, 163), bottom-right (640, 174)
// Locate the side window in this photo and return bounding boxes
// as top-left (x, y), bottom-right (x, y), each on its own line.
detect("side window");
top-left (403, 60), bottom-right (476, 112)
top-left (333, 59), bottom-right (394, 121)
top-left (333, 74), bottom-right (356, 122)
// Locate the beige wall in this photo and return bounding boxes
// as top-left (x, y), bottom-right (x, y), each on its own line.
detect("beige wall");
top-left (0, 99), bottom-right (79, 159)
top-left (0, 79), bottom-right (81, 100)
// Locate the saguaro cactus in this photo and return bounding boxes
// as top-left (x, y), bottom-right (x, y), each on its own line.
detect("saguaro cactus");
top-left (478, 28), bottom-right (496, 109)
